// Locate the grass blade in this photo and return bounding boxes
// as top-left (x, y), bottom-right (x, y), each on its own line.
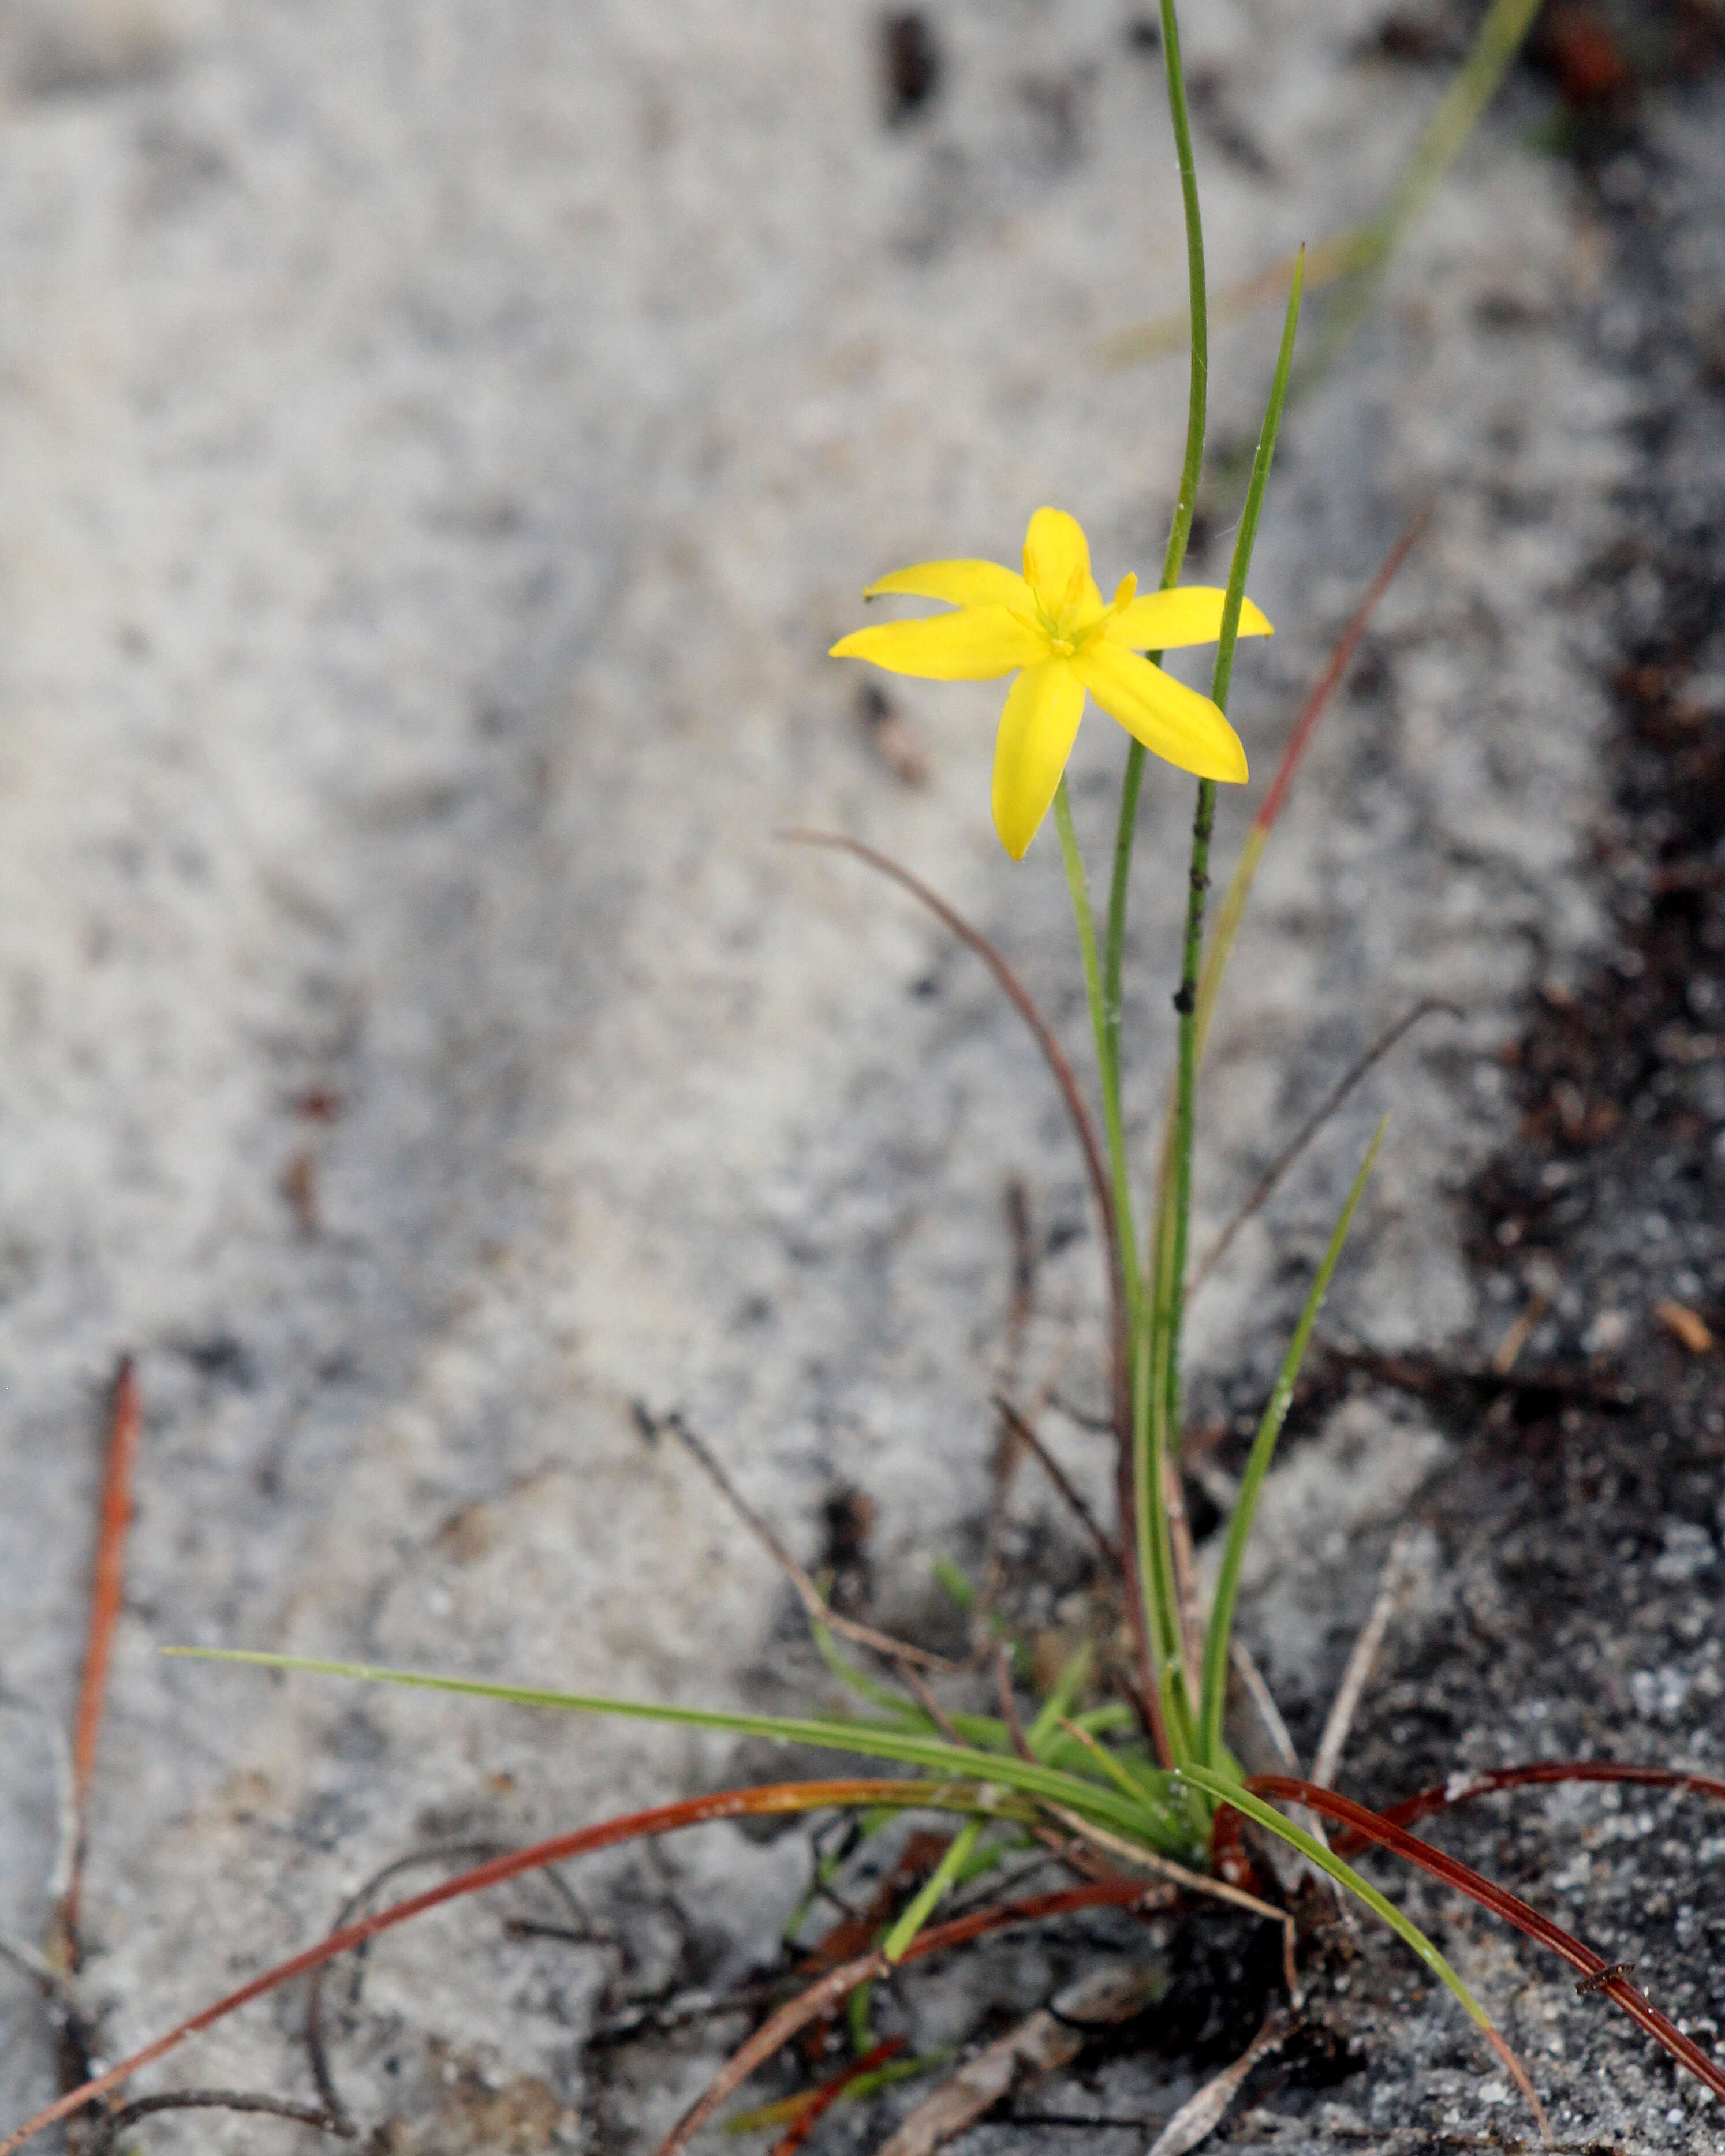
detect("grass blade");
top-left (1173, 1765), bottom-right (1550, 2136)
top-left (1308, 0), bottom-right (1547, 376)
top-left (1197, 1120), bottom-right (1384, 1768)
top-left (1097, 0), bottom-right (1545, 377)
top-left (169, 1647), bottom-right (1184, 1847)
top-left (1141, 253), bottom-right (1308, 1735)
top-left (882, 1821), bottom-right (981, 1962)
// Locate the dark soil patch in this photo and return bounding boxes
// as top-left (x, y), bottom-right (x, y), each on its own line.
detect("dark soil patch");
top-left (1280, 57), bottom-right (1725, 2150)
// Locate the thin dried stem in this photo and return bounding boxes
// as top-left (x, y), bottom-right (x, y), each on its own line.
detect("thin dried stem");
top-left (783, 832), bottom-right (1116, 1276)
top-left (55, 1357), bottom-right (141, 1966)
top-left (1191, 1000), bottom-right (1455, 1295)
top-left (1042, 1808), bottom-right (1284, 1928)
top-left (1146, 2007), bottom-right (1291, 2156)
top-left (86, 2091), bottom-right (350, 2155)
top-left (304, 1839), bottom-right (588, 2130)
top-left (990, 1396), bottom-right (1119, 1570)
top-left (1338, 1758), bottom-right (1725, 1848)
top-left (879, 1963), bottom-right (1164, 2156)
top-left (768, 2037), bottom-right (906, 2156)
top-left (995, 1646), bottom-right (1033, 1764)
top-left (976, 1185), bottom-right (1043, 1641)
top-left (897, 1665), bottom-right (968, 1751)
top-left (659, 1407), bottom-right (961, 1673)
top-left (657, 1873), bottom-right (1171, 2156)
top-left (1256, 507), bottom-right (1432, 838)
top-left (1227, 1642), bottom-right (1300, 1776)
top-left (1310, 1527), bottom-right (1417, 1791)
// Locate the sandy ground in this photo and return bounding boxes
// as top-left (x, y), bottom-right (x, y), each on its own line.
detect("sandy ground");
top-left (1, 0), bottom-right (1715, 2147)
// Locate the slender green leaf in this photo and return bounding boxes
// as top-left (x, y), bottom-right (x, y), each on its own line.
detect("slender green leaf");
top-left (171, 1649), bottom-right (1190, 1849)
top-left (931, 1555), bottom-right (976, 1611)
top-left (1026, 1642), bottom-right (1093, 1753)
top-left (1101, 0), bottom-right (1214, 1079)
top-left (1197, 1122), bottom-right (1384, 1766)
top-left (1174, 1765), bottom-right (1498, 2033)
top-left (883, 1819), bottom-right (981, 1962)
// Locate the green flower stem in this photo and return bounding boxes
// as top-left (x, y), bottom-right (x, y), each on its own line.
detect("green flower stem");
top-left (1151, 249), bottom-right (1308, 1450)
top-left (1156, 0), bottom-right (1208, 597)
top-left (1159, 775), bottom-right (1216, 1445)
top-left (1132, 1313), bottom-right (1182, 1707)
top-left (1137, 252), bottom-right (1308, 1735)
top-left (1100, 0), bottom-right (1209, 1115)
top-left (1103, 0), bottom-right (1219, 1732)
top-left (1054, 778), bottom-right (1138, 1328)
top-left (1196, 1122), bottom-right (1384, 1770)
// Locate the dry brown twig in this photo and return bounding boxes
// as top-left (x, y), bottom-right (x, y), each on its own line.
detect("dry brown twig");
top-left (1190, 999), bottom-right (1458, 1297)
top-left (895, 1663), bottom-right (969, 1750)
top-left (1147, 2006), bottom-right (1293, 2156)
top-left (995, 1645), bottom-right (1035, 1763)
top-left (52, 1356), bottom-right (141, 1972)
top-left (84, 2091), bottom-right (350, 2156)
top-left (1047, 1800), bottom-right (1300, 2004)
top-left (653, 1406), bottom-right (962, 1674)
top-left (977, 1184), bottom-right (1043, 1642)
top-left (1312, 1526), bottom-right (1419, 1793)
top-left (990, 1394), bottom-right (1119, 1568)
top-left (876, 1960), bottom-right (1166, 2156)
top-left (303, 1840), bottom-right (591, 2132)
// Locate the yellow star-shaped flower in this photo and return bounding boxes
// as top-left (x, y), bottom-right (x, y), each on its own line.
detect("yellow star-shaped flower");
top-left (831, 506), bottom-right (1270, 859)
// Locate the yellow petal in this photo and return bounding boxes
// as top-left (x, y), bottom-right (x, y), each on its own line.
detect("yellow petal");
top-left (1021, 507), bottom-right (1092, 622)
top-left (1073, 641), bottom-right (1248, 783)
top-left (991, 659), bottom-right (1086, 860)
top-left (1105, 587), bottom-right (1274, 652)
top-left (831, 605), bottom-right (1048, 681)
top-left (865, 558), bottom-right (1035, 611)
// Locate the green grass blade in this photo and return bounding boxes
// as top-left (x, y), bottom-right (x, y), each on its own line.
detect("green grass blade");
top-left (1026, 1641), bottom-right (1093, 1752)
top-left (810, 1620), bottom-right (926, 1720)
top-left (1100, 0), bottom-right (1543, 381)
top-left (1147, 246), bottom-right (1306, 1455)
top-left (171, 1647), bottom-right (1189, 1849)
top-left (1198, 1119), bottom-right (1384, 1768)
top-left (1175, 1765), bottom-right (1494, 2031)
top-left (1102, 0), bottom-right (1210, 1149)
top-left (931, 1554), bottom-right (976, 1611)
top-left (1157, 0), bottom-right (1208, 593)
top-left (1211, 246), bottom-right (1303, 716)
top-left (883, 1819), bottom-right (982, 1963)
top-left (1311, 0), bottom-right (1545, 376)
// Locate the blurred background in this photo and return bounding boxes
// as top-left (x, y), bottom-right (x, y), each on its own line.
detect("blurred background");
top-left (0, 0), bottom-right (1719, 2145)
